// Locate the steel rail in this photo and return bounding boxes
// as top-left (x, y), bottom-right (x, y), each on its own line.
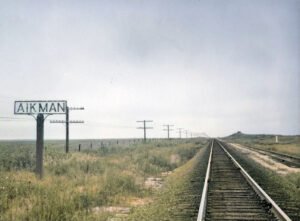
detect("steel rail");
top-left (217, 140), bottom-right (292, 221)
top-left (247, 145), bottom-right (300, 161)
top-left (228, 142), bottom-right (300, 167)
top-left (196, 139), bottom-right (213, 221)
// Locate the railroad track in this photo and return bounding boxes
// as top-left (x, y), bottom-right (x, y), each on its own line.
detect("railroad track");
top-left (227, 142), bottom-right (300, 168)
top-left (197, 140), bottom-right (291, 221)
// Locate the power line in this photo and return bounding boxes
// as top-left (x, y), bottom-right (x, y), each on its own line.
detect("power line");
top-left (0, 116), bottom-right (62, 122)
top-left (51, 120), bottom-right (84, 123)
top-left (82, 122), bottom-right (136, 129)
top-left (0, 117), bottom-right (32, 121)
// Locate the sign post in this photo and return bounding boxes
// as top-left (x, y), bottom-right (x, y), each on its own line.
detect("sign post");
top-left (14, 100), bottom-right (67, 179)
top-left (36, 113), bottom-right (44, 179)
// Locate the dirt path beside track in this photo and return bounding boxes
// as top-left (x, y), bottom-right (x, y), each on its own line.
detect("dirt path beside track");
top-left (229, 143), bottom-right (300, 175)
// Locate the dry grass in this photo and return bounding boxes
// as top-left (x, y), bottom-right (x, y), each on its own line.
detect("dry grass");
top-left (0, 138), bottom-right (209, 221)
top-left (128, 142), bottom-right (210, 220)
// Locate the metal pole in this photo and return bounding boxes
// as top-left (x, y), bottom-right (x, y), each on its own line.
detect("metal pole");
top-left (79, 144), bottom-right (81, 152)
top-left (66, 106), bottom-right (69, 153)
top-left (36, 114), bottom-right (44, 179)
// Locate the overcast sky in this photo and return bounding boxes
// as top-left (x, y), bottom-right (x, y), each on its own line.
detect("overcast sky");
top-left (0, 0), bottom-right (299, 139)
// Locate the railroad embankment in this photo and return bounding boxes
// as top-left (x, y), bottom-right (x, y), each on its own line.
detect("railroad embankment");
top-left (128, 142), bottom-right (210, 221)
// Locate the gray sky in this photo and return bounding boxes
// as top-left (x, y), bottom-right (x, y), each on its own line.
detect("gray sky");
top-left (0, 0), bottom-right (299, 139)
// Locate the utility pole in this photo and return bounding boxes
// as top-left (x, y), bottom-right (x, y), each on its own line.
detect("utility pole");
top-left (177, 128), bottom-right (183, 139)
top-left (50, 106), bottom-right (84, 153)
top-left (66, 106), bottom-right (69, 153)
top-left (184, 130), bottom-right (188, 138)
top-left (137, 120), bottom-right (153, 142)
top-left (163, 124), bottom-right (174, 139)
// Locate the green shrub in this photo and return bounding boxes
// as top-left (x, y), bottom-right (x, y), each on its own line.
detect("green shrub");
top-left (28, 190), bottom-right (77, 221)
top-left (98, 172), bottom-right (142, 205)
top-left (54, 164), bottom-right (69, 176)
top-left (0, 146), bottom-right (35, 171)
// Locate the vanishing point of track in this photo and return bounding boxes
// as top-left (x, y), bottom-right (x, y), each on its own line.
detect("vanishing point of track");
top-left (197, 140), bottom-right (292, 221)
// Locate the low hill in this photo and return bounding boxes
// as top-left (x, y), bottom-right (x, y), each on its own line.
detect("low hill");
top-left (224, 131), bottom-right (275, 141)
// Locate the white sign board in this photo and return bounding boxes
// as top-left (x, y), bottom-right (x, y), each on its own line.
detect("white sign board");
top-left (14, 100), bottom-right (67, 115)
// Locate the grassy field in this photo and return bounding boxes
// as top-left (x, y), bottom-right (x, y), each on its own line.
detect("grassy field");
top-left (224, 131), bottom-right (300, 157)
top-left (0, 138), bottom-right (209, 221)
